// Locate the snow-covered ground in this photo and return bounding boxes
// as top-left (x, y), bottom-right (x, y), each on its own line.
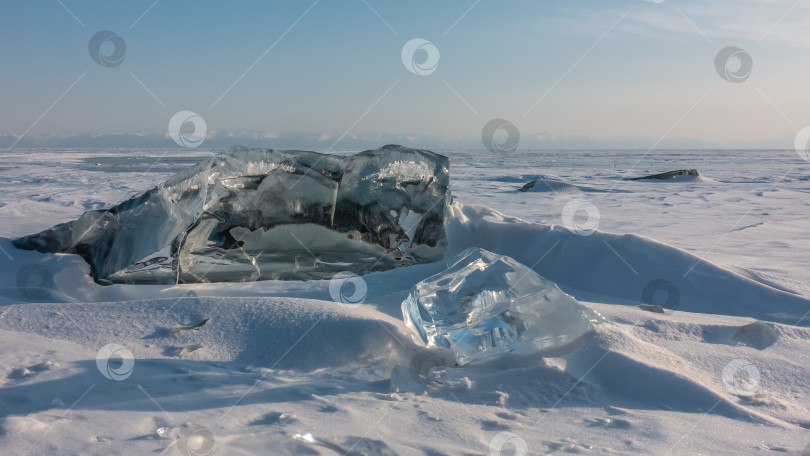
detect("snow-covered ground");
top-left (0, 148), bottom-right (809, 455)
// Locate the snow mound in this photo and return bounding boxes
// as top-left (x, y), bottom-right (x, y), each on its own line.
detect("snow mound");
top-left (0, 296), bottom-right (413, 372)
top-left (444, 202), bottom-right (810, 325)
top-left (518, 177), bottom-right (583, 193)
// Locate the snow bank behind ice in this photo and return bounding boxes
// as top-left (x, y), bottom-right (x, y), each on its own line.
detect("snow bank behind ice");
top-left (445, 202), bottom-right (810, 325)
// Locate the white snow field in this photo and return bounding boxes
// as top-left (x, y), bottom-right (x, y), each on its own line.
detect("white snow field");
top-left (0, 148), bottom-right (809, 455)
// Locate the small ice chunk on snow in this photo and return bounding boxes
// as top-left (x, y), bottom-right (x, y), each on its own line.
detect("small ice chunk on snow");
top-left (402, 247), bottom-right (595, 364)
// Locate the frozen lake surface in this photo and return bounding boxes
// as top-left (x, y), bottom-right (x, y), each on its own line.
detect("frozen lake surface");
top-left (0, 148), bottom-right (808, 455)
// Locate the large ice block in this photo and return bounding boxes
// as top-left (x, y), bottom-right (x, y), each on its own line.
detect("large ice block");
top-left (13, 145), bottom-right (450, 284)
top-left (402, 247), bottom-right (594, 364)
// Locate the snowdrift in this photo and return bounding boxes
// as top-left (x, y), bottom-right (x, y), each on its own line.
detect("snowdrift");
top-left (445, 202), bottom-right (810, 325)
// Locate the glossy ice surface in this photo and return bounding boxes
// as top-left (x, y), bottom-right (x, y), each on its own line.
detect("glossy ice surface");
top-left (13, 145), bottom-right (450, 283)
top-left (403, 247), bottom-right (594, 364)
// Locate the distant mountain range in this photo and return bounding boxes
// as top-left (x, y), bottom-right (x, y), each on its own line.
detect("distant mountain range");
top-left (0, 131), bottom-right (792, 150)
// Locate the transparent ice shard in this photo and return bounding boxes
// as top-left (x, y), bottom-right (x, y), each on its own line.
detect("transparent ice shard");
top-left (402, 247), bottom-right (594, 365)
top-left (13, 145), bottom-right (450, 284)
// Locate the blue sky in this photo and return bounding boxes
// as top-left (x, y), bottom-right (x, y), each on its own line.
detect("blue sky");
top-left (1, 0), bottom-right (809, 149)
